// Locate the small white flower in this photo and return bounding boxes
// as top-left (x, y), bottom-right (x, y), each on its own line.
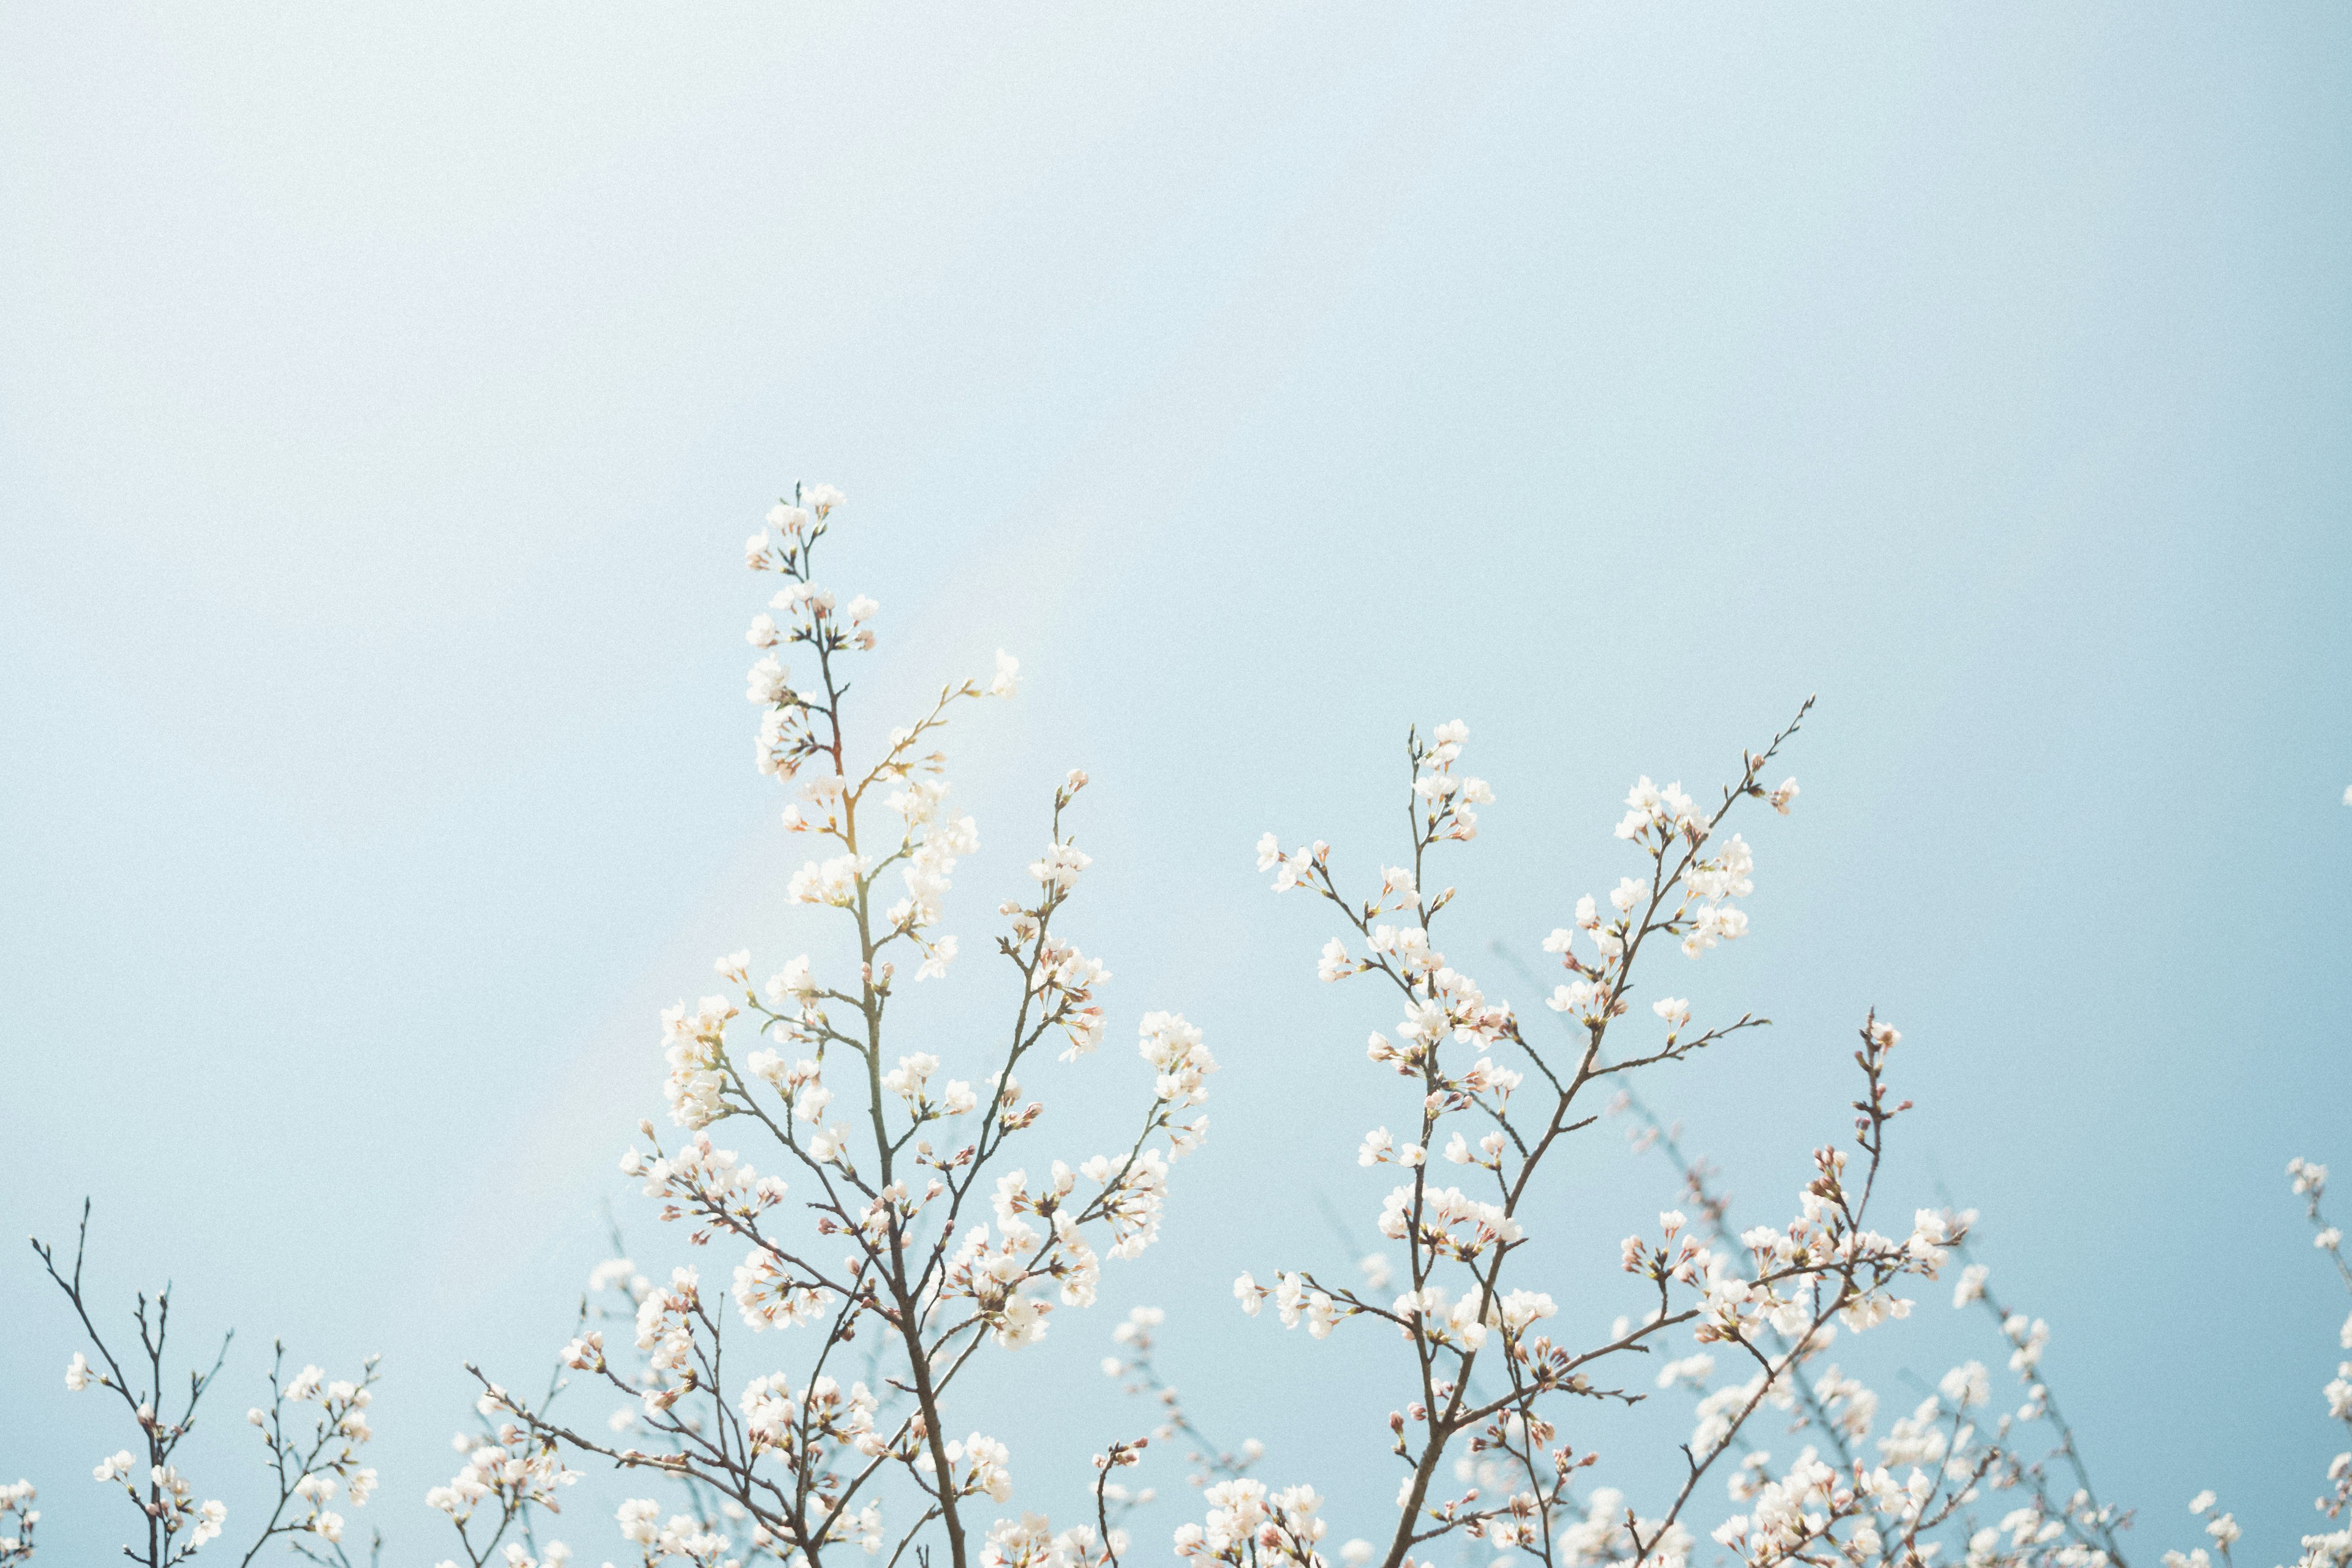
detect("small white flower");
top-left (987, 649), bottom-right (1020, 699)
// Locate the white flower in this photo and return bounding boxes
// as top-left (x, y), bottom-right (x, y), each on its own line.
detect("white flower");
top-left (788, 853), bottom-right (867, 907)
top-left (765, 955), bottom-right (818, 1005)
top-left (1938, 1360), bottom-right (1991, 1409)
top-left (988, 649), bottom-right (1020, 699)
top-left (1254, 832), bottom-right (1283, 873)
top-left (1953, 1262), bottom-right (1989, 1307)
top-left (1030, 842), bottom-right (1091, 892)
top-left (1548, 978), bottom-right (1600, 1016)
top-left (916, 935), bottom-right (959, 982)
top-left (618, 1498), bottom-right (662, 1545)
top-left (1497, 1289), bottom-right (1556, 1333)
top-left (746, 655), bottom-right (790, 704)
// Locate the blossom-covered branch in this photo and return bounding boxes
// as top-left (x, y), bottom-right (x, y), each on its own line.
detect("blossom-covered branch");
top-left (1221, 707), bottom-right (1975, 1568)
top-left (470, 483), bottom-right (1212, 1568)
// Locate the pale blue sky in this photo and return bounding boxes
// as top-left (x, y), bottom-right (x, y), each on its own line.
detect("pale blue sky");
top-left (4, 5), bottom-right (2350, 1564)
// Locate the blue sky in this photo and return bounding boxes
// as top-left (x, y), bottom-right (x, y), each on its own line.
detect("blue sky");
top-left (4, 5), bottom-right (2350, 1564)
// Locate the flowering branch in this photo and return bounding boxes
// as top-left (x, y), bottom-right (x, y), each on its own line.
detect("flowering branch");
top-left (31, 1204), bottom-right (232, 1567)
top-left (1222, 704), bottom-right (1978, 1568)
top-left (464, 483), bottom-right (1209, 1568)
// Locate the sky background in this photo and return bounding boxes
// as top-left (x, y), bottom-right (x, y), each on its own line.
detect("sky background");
top-left (4, 4), bottom-right (2351, 1564)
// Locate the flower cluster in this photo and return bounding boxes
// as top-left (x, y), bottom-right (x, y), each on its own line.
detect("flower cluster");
top-left (617, 1496), bottom-right (740, 1566)
top-left (238, 1349), bottom-right (381, 1555)
top-left (1172, 1480), bottom-right (1332, 1568)
top-left (2282, 1159), bottom-right (2352, 1560)
top-left (424, 1417), bottom-right (582, 1545)
top-left (0, 1482), bottom-right (33, 1565)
